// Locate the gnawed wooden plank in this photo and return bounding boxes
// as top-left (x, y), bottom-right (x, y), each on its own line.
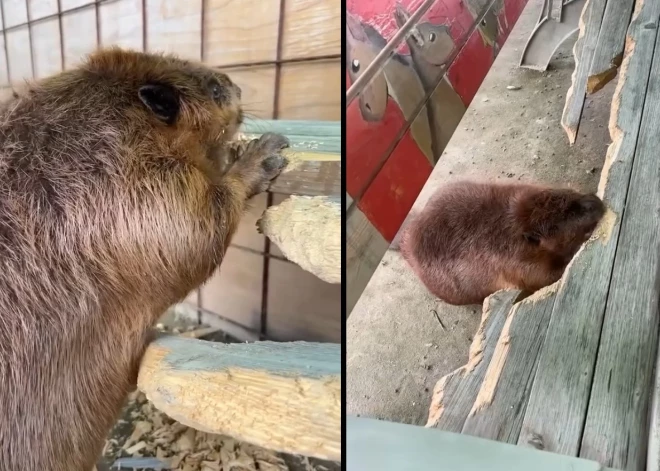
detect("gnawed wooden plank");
top-left (519, 0), bottom-right (659, 457)
top-left (258, 196), bottom-right (340, 284)
top-left (580, 9), bottom-right (660, 469)
top-left (461, 285), bottom-right (558, 442)
top-left (138, 336), bottom-right (341, 461)
top-left (561, 0), bottom-right (608, 144)
top-left (587, 0), bottom-right (635, 94)
top-left (426, 289), bottom-right (521, 432)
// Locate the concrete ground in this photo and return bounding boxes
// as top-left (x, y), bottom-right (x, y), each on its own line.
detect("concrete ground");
top-left (347, 0), bottom-right (616, 425)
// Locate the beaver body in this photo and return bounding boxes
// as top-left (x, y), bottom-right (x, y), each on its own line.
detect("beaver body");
top-left (0, 48), bottom-right (288, 470)
top-left (400, 181), bottom-right (605, 305)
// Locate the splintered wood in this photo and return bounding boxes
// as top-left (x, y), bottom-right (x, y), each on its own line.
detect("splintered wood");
top-left (430, 1), bottom-right (660, 467)
top-left (258, 196), bottom-right (340, 284)
top-left (103, 389), bottom-right (293, 471)
top-left (561, 0), bottom-right (635, 143)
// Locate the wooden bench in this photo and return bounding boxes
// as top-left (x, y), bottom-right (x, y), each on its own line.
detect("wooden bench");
top-left (427, 1), bottom-right (660, 469)
top-left (136, 119), bottom-right (342, 461)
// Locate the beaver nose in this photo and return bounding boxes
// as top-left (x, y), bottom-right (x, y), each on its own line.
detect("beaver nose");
top-left (579, 194), bottom-right (605, 214)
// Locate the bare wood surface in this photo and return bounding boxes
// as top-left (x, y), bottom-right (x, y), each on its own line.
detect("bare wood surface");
top-left (258, 196), bottom-right (340, 284)
top-left (138, 336), bottom-right (341, 461)
top-left (579, 9), bottom-right (660, 469)
top-left (426, 290), bottom-right (520, 432)
top-left (561, 0), bottom-right (608, 143)
top-left (518, 0), bottom-right (659, 458)
top-left (587, 0), bottom-right (635, 94)
top-left (461, 286), bottom-right (558, 442)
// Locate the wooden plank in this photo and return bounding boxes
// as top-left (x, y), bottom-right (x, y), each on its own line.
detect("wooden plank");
top-left (278, 61), bottom-right (341, 120)
top-left (31, 18), bottom-right (62, 79)
top-left (28, 0), bottom-right (58, 20)
top-left (518, 0), bottom-right (660, 457)
top-left (0, 34), bottom-right (10, 87)
top-left (138, 336), bottom-right (341, 461)
top-left (587, 0), bottom-right (635, 93)
top-left (226, 66), bottom-right (276, 118)
top-left (426, 290), bottom-right (521, 432)
top-left (265, 257), bottom-right (342, 342)
top-left (2, 0), bottom-right (27, 28)
top-left (561, 0), bottom-right (608, 144)
top-left (145, 0), bottom-right (202, 61)
top-left (61, 7), bottom-right (97, 68)
top-left (579, 9), bottom-right (660, 469)
top-left (461, 285), bottom-right (558, 442)
top-left (347, 416), bottom-right (618, 471)
top-left (99, 0), bottom-right (143, 50)
top-left (346, 205), bottom-right (388, 316)
top-left (281, 0), bottom-right (341, 60)
top-left (6, 27), bottom-right (33, 84)
top-left (258, 196), bottom-right (340, 284)
top-left (203, 0), bottom-right (279, 66)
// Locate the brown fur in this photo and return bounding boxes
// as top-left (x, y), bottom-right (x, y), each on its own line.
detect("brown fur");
top-left (0, 48), bottom-right (288, 470)
top-left (400, 180), bottom-right (605, 305)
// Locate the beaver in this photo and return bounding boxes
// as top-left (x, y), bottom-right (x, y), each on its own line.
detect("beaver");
top-left (400, 180), bottom-right (605, 305)
top-left (0, 48), bottom-right (289, 471)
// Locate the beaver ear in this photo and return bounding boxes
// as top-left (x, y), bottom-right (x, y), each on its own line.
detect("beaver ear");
top-left (138, 83), bottom-right (180, 125)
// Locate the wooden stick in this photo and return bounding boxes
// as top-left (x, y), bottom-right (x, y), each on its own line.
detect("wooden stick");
top-left (138, 336), bottom-right (341, 461)
top-left (258, 195), bottom-right (340, 284)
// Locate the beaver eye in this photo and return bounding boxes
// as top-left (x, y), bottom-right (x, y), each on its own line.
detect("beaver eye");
top-left (210, 80), bottom-right (222, 103)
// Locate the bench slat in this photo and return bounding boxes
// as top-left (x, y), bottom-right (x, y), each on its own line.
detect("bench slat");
top-left (518, 0), bottom-right (660, 458)
top-left (580, 8), bottom-right (660, 468)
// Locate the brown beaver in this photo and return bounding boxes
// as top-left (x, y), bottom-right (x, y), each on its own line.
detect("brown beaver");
top-left (400, 180), bottom-right (605, 305)
top-left (0, 48), bottom-right (289, 471)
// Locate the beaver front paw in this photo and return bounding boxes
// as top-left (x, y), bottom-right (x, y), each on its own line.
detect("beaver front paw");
top-left (231, 132), bottom-right (289, 197)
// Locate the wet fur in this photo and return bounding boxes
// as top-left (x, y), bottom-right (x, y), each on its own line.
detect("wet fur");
top-left (401, 181), bottom-right (605, 305)
top-left (0, 48), bottom-right (288, 470)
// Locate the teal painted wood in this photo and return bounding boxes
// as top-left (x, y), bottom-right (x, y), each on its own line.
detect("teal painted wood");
top-left (518, 0), bottom-right (660, 459)
top-left (580, 9), bottom-right (660, 470)
top-left (151, 336), bottom-right (341, 378)
top-left (347, 416), bottom-right (619, 471)
top-left (241, 118), bottom-right (340, 155)
top-left (239, 118), bottom-right (341, 196)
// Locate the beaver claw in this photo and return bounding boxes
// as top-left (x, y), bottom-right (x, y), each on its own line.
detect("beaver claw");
top-left (231, 132), bottom-right (289, 197)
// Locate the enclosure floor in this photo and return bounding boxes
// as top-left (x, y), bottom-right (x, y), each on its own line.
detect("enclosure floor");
top-left (347, 0), bottom-right (615, 425)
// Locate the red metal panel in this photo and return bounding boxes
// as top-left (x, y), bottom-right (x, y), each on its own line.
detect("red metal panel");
top-left (347, 0), bottom-right (530, 242)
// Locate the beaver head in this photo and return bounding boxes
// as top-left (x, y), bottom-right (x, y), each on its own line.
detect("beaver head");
top-left (514, 188), bottom-right (605, 263)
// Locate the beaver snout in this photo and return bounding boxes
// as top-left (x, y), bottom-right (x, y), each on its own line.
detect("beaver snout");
top-left (578, 194), bottom-right (605, 217)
